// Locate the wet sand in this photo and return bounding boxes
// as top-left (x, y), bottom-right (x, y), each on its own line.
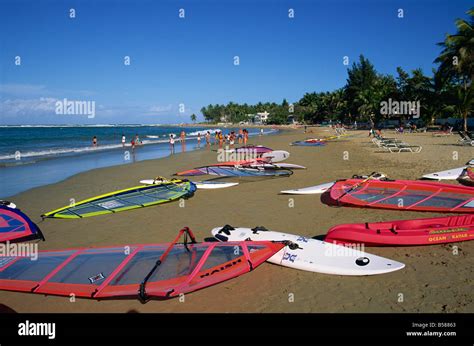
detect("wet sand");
top-left (1, 128), bottom-right (473, 313)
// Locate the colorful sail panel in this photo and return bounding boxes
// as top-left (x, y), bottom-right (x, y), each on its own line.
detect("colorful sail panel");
top-left (0, 228), bottom-right (284, 301)
top-left (325, 179), bottom-right (474, 213)
top-left (176, 166), bottom-right (293, 177)
top-left (0, 206), bottom-right (44, 243)
top-left (42, 180), bottom-right (197, 219)
top-left (291, 140), bottom-right (326, 146)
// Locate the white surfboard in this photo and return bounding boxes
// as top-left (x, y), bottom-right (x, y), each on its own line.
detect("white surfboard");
top-left (261, 150), bottom-right (290, 163)
top-left (421, 167), bottom-right (465, 180)
top-left (279, 174), bottom-right (386, 194)
top-left (0, 201), bottom-right (16, 209)
top-left (280, 181), bottom-right (335, 195)
top-left (252, 162), bottom-right (306, 170)
top-left (139, 179), bottom-right (238, 189)
top-left (211, 226), bottom-right (405, 276)
top-left (194, 181), bottom-right (239, 189)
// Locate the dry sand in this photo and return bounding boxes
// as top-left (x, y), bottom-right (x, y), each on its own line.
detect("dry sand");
top-left (1, 128), bottom-right (473, 313)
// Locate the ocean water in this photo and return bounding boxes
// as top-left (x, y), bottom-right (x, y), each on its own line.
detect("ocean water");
top-left (0, 125), bottom-right (275, 198)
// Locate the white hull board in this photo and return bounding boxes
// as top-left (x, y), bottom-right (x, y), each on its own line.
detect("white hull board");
top-left (140, 180), bottom-right (238, 189)
top-left (211, 227), bottom-right (405, 276)
top-left (280, 182), bottom-right (335, 194)
top-left (261, 150), bottom-right (290, 163)
top-left (422, 167), bottom-right (465, 180)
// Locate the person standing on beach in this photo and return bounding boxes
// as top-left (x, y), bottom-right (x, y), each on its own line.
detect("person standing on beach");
top-left (121, 134), bottom-right (126, 147)
top-left (260, 128), bottom-right (264, 136)
top-left (238, 128), bottom-right (243, 144)
top-left (243, 129), bottom-right (248, 146)
top-left (197, 133), bottom-right (201, 148)
top-left (135, 134), bottom-right (142, 146)
top-left (180, 130), bottom-right (186, 151)
top-left (218, 131), bottom-right (224, 149)
top-left (229, 131), bottom-right (235, 149)
top-left (205, 131), bottom-right (211, 148)
top-left (169, 134), bottom-right (175, 154)
top-left (92, 136), bottom-right (98, 147)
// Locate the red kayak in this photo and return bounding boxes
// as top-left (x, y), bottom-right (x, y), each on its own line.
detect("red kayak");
top-left (325, 215), bottom-right (474, 246)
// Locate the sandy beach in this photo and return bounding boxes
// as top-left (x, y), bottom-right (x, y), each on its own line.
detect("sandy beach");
top-left (1, 128), bottom-right (473, 313)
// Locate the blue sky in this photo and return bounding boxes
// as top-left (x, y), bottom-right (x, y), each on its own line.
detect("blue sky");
top-left (0, 0), bottom-right (471, 124)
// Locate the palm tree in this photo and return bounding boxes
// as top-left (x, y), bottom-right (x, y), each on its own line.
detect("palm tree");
top-left (435, 8), bottom-right (473, 130)
top-left (344, 55), bottom-right (378, 117)
top-left (190, 113), bottom-right (197, 123)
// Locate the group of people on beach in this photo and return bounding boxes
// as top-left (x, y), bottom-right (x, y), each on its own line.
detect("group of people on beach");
top-left (168, 129), bottom-right (250, 153)
top-left (91, 128), bottom-right (253, 154)
top-left (214, 129), bottom-right (249, 149)
top-left (91, 134), bottom-right (142, 149)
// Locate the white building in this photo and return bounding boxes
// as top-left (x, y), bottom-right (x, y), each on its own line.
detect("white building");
top-left (257, 111), bottom-right (269, 123)
top-left (248, 111), bottom-right (270, 124)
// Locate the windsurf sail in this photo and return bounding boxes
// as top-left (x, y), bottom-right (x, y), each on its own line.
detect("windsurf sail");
top-left (291, 140), bottom-right (326, 146)
top-left (176, 166), bottom-right (293, 177)
top-left (323, 179), bottom-right (474, 213)
top-left (0, 227), bottom-right (284, 301)
top-left (0, 205), bottom-right (44, 243)
top-left (205, 159), bottom-right (305, 170)
top-left (42, 180), bottom-right (196, 219)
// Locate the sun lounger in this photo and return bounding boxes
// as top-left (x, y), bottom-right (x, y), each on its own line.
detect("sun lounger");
top-left (380, 142), bottom-right (422, 153)
top-left (372, 135), bottom-right (405, 147)
top-left (458, 131), bottom-right (474, 146)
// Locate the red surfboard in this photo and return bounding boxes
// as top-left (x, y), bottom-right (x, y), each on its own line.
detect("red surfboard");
top-left (325, 215), bottom-right (474, 246)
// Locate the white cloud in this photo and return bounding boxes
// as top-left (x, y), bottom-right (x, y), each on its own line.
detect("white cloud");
top-left (146, 104), bottom-right (174, 115)
top-left (0, 84), bottom-right (48, 96)
top-left (0, 97), bottom-right (58, 116)
top-left (0, 83), bottom-right (95, 98)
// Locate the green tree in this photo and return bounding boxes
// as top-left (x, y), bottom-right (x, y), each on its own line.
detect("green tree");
top-left (344, 55), bottom-right (378, 118)
top-left (435, 7), bottom-right (473, 130)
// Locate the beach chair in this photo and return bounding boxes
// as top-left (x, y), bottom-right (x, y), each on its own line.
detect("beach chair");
top-left (457, 131), bottom-right (474, 146)
top-left (374, 139), bottom-right (407, 148)
top-left (380, 142), bottom-right (422, 153)
top-left (372, 134), bottom-right (405, 147)
top-left (465, 132), bottom-right (474, 146)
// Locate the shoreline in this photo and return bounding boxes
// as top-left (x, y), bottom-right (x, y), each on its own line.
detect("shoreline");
top-left (1, 127), bottom-right (473, 313)
top-left (0, 127), bottom-right (280, 198)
